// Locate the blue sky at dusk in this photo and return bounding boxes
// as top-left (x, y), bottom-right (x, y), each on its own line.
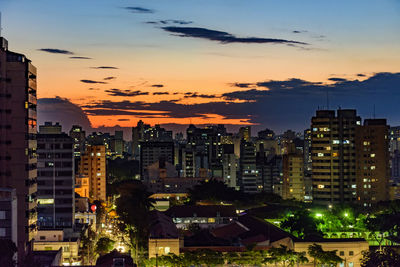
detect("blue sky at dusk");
top-left (0, 0), bottom-right (399, 134)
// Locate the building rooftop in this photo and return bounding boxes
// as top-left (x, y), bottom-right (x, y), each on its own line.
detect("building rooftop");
top-left (165, 205), bottom-right (237, 218)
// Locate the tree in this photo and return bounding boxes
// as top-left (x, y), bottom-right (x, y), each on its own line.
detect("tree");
top-left (95, 237), bottom-right (115, 256)
top-left (0, 239), bottom-right (17, 267)
top-left (188, 179), bottom-right (242, 204)
top-left (308, 243), bottom-right (342, 267)
top-left (281, 210), bottom-right (322, 238)
top-left (115, 180), bottom-right (155, 264)
top-left (267, 245), bottom-right (308, 267)
top-left (80, 228), bottom-right (97, 265)
top-left (361, 248), bottom-right (400, 267)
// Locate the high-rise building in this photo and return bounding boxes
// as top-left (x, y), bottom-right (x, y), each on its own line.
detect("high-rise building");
top-left (37, 122), bottom-right (75, 228)
top-left (140, 141), bottom-right (174, 183)
top-left (239, 126), bottom-right (251, 142)
top-left (240, 141), bottom-right (258, 193)
top-left (282, 147), bottom-right (305, 201)
top-left (0, 37), bottom-right (38, 258)
top-left (186, 124), bottom-right (226, 177)
top-left (0, 188), bottom-right (17, 245)
top-left (79, 145), bottom-right (106, 201)
top-left (311, 109), bottom-right (361, 205)
top-left (110, 130), bottom-right (124, 158)
top-left (221, 144), bottom-right (238, 189)
top-left (69, 125), bottom-right (86, 158)
top-left (355, 119), bottom-right (390, 205)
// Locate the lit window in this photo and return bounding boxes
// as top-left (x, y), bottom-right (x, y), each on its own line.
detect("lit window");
top-left (343, 140), bottom-right (350, 144)
top-left (371, 166), bottom-right (376, 170)
top-left (363, 141), bottom-right (370, 146)
top-left (326, 146), bottom-right (331, 151)
top-left (318, 153), bottom-right (324, 157)
top-left (96, 153), bottom-right (101, 156)
top-left (164, 247), bottom-right (170, 254)
top-left (318, 184), bottom-right (324, 189)
top-left (97, 173), bottom-right (101, 176)
top-left (356, 121), bottom-right (361, 125)
top-left (332, 152), bottom-right (339, 157)
top-left (370, 154), bottom-right (375, 158)
top-left (351, 185), bottom-right (356, 189)
top-left (333, 140), bottom-right (340, 144)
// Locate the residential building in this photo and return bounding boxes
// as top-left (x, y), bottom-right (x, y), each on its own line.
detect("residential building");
top-left (222, 144), bottom-right (239, 189)
top-left (355, 119), bottom-right (390, 205)
top-left (0, 37), bottom-right (38, 258)
top-left (75, 175), bottom-right (89, 198)
top-left (311, 109), bottom-right (361, 204)
top-left (37, 122), bottom-right (75, 228)
top-left (148, 211), bottom-right (180, 258)
top-left (282, 147), bottom-right (305, 201)
top-left (32, 230), bottom-right (80, 265)
top-left (240, 141), bottom-right (258, 193)
top-left (294, 238), bottom-right (369, 267)
top-left (0, 188), bottom-right (17, 244)
top-left (140, 141), bottom-right (174, 182)
top-left (79, 145), bottom-right (106, 201)
top-left (69, 125), bottom-right (86, 158)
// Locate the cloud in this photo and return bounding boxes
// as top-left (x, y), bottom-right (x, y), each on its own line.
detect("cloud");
top-left (105, 89), bottom-right (149, 97)
top-left (80, 72), bottom-right (400, 133)
top-left (80, 79), bottom-right (107, 84)
top-left (38, 97), bottom-right (92, 131)
top-left (70, 56), bottom-right (92, 59)
top-left (231, 83), bottom-right (253, 88)
top-left (124, 7), bottom-right (154, 13)
top-left (91, 66), bottom-right (119, 69)
top-left (153, 92), bottom-right (170, 95)
top-left (184, 92), bottom-right (216, 99)
top-left (292, 30), bottom-right (308, 34)
top-left (357, 74), bottom-right (366, 77)
top-left (38, 48), bottom-right (74, 55)
top-left (146, 20), bottom-right (193, 25)
top-left (160, 26), bottom-right (308, 45)
top-left (117, 119), bottom-right (130, 121)
top-left (88, 88), bottom-right (100, 91)
top-left (328, 77), bottom-right (348, 82)
top-left (151, 84), bottom-right (164, 88)
top-left (104, 76), bottom-right (116, 81)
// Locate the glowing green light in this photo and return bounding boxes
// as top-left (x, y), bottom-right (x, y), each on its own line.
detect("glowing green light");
top-left (315, 213), bottom-right (323, 218)
top-left (344, 213), bottom-right (349, 217)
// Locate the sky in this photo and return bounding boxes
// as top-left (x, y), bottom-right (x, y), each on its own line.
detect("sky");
top-left (1, 0), bottom-right (399, 135)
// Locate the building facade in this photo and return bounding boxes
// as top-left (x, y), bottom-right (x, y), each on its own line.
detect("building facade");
top-left (37, 122), bottom-right (75, 228)
top-left (79, 145), bottom-right (106, 201)
top-left (0, 37), bottom-right (38, 258)
top-left (311, 109), bottom-right (361, 204)
top-left (355, 119), bottom-right (390, 205)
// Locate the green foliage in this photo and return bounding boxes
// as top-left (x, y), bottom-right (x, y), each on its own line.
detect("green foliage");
top-left (266, 245), bottom-right (308, 267)
top-left (107, 158), bottom-right (139, 185)
top-left (308, 243), bottom-right (342, 266)
top-left (0, 239), bottom-right (17, 267)
top-left (281, 210), bottom-right (322, 238)
top-left (188, 179), bottom-right (242, 204)
top-left (115, 180), bottom-right (155, 262)
top-left (80, 228), bottom-right (97, 264)
top-left (361, 248), bottom-right (400, 267)
top-left (95, 237), bottom-right (115, 256)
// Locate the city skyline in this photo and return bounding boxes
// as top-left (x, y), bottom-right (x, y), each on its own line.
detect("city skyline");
top-left (1, 0), bottom-right (399, 133)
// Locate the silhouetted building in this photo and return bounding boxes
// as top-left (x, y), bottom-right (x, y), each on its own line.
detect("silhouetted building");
top-left (140, 141), bottom-right (174, 182)
top-left (37, 122), bottom-right (75, 228)
top-left (69, 125), bottom-right (86, 158)
top-left (0, 37), bottom-right (38, 259)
